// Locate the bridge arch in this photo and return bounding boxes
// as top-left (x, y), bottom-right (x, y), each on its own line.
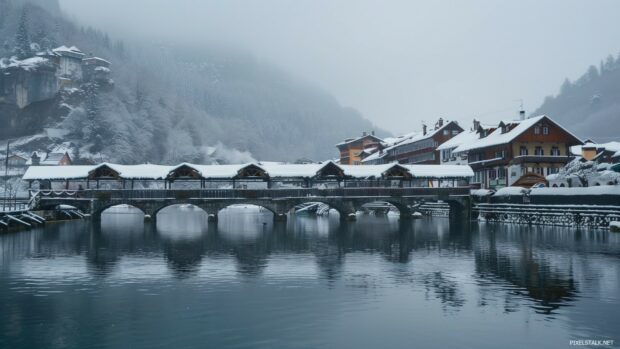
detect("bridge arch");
top-left (292, 198), bottom-right (357, 220)
top-left (97, 203), bottom-right (147, 219)
top-left (356, 199), bottom-right (413, 218)
top-left (154, 203), bottom-right (210, 219)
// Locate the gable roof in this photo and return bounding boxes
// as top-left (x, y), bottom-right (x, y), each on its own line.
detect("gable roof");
top-left (336, 134), bottom-right (383, 148)
top-left (382, 120), bottom-right (462, 153)
top-left (453, 115), bottom-right (582, 153)
top-left (436, 129), bottom-right (479, 151)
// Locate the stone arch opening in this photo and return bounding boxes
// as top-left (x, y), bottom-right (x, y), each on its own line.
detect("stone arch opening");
top-left (155, 204), bottom-right (209, 219)
top-left (98, 204), bottom-right (146, 221)
top-left (217, 203), bottom-right (276, 215)
top-left (360, 200), bottom-right (412, 218)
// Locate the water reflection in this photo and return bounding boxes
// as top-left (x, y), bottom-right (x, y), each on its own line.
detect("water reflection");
top-left (0, 208), bottom-right (619, 349)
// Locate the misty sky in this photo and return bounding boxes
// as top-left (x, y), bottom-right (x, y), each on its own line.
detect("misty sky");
top-left (60, 0), bottom-right (620, 134)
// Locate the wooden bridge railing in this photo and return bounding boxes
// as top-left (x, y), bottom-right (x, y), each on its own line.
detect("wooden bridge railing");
top-left (34, 187), bottom-right (470, 201)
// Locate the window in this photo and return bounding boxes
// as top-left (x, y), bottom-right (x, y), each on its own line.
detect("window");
top-left (535, 146), bottom-right (544, 156)
top-left (551, 147), bottom-right (560, 156)
top-left (543, 127), bottom-right (549, 135)
top-left (452, 130), bottom-right (459, 135)
top-left (519, 146), bottom-right (528, 156)
top-left (497, 167), bottom-right (506, 179)
top-left (534, 126), bottom-right (540, 135)
top-left (549, 167), bottom-right (559, 174)
top-left (489, 169), bottom-right (497, 180)
top-left (443, 130), bottom-right (449, 136)
top-left (495, 150), bottom-right (505, 158)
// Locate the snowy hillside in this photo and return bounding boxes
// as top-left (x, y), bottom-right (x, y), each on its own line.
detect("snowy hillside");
top-left (0, 0), bottom-right (384, 164)
top-left (532, 53), bottom-right (620, 143)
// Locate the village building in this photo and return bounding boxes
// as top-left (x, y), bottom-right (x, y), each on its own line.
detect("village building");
top-left (453, 114), bottom-right (582, 189)
top-left (82, 56), bottom-right (112, 83)
top-left (570, 141), bottom-right (620, 163)
top-left (378, 118), bottom-right (463, 165)
top-left (336, 132), bottom-right (382, 165)
top-left (51, 46), bottom-right (85, 86)
top-left (7, 154), bottom-right (27, 167)
top-left (437, 120), bottom-right (495, 166)
top-left (28, 151), bottom-right (73, 166)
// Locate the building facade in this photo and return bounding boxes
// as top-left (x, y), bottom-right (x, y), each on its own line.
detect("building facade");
top-left (384, 119), bottom-right (463, 165)
top-left (336, 132), bottom-right (382, 165)
top-left (454, 115), bottom-right (582, 189)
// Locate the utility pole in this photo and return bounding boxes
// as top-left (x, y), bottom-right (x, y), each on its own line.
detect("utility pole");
top-left (3, 141), bottom-right (9, 211)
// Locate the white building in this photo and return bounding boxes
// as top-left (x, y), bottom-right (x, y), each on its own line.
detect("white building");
top-left (52, 46), bottom-right (85, 83)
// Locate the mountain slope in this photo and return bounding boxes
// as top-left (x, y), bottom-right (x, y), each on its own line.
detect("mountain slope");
top-left (533, 53), bottom-right (620, 142)
top-left (0, 0), bottom-right (386, 164)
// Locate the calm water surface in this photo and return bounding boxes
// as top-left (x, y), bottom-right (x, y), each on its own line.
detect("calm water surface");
top-left (1, 206), bottom-right (619, 349)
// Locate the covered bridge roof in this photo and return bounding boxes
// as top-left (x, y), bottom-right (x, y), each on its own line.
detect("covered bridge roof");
top-left (23, 162), bottom-right (474, 181)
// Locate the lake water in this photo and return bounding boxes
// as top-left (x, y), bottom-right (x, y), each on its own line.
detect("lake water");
top-left (1, 206), bottom-right (619, 349)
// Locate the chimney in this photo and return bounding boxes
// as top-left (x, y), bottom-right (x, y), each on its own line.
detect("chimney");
top-left (31, 152), bottom-right (40, 166)
top-left (371, 130), bottom-right (375, 136)
top-left (362, 131), bottom-right (367, 136)
top-left (422, 123), bottom-right (427, 136)
top-left (519, 110), bottom-right (525, 120)
top-left (473, 119), bottom-right (480, 131)
top-left (438, 117), bottom-right (444, 128)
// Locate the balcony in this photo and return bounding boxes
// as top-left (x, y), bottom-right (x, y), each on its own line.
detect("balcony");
top-left (511, 155), bottom-right (573, 165)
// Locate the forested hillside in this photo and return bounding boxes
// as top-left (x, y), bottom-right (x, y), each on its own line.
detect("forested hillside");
top-left (533, 53), bottom-right (620, 142)
top-left (0, 0), bottom-right (383, 164)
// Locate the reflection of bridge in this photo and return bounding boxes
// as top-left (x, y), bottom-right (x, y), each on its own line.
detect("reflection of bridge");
top-left (33, 187), bottom-right (471, 222)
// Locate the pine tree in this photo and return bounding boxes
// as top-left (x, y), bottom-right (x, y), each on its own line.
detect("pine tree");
top-left (82, 82), bottom-right (105, 151)
top-left (14, 7), bottom-right (31, 59)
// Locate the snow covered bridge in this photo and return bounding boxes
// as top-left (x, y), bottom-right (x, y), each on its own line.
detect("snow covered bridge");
top-left (23, 162), bottom-right (474, 222)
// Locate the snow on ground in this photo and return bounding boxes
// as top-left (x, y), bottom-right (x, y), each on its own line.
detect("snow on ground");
top-left (531, 185), bottom-right (620, 196)
top-left (494, 186), bottom-right (528, 196)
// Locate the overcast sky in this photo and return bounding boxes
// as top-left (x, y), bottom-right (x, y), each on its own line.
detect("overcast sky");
top-left (60, 0), bottom-right (620, 134)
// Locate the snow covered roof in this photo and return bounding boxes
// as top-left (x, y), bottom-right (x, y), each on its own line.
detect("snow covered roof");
top-left (23, 162), bottom-right (474, 181)
top-left (52, 45), bottom-right (85, 58)
top-left (335, 134), bottom-right (382, 147)
top-left (381, 131), bottom-right (419, 147)
top-left (259, 162), bottom-right (328, 178)
top-left (23, 165), bottom-right (93, 180)
top-left (381, 121), bottom-right (459, 154)
top-left (361, 149), bottom-right (387, 163)
top-left (570, 141), bottom-right (620, 156)
top-left (403, 164), bottom-right (474, 178)
top-left (454, 115), bottom-right (581, 153)
top-left (436, 129), bottom-right (479, 151)
top-left (339, 164), bottom-right (404, 178)
top-left (39, 152), bottom-right (69, 165)
top-left (0, 57), bottom-right (50, 71)
top-left (83, 56), bottom-right (112, 66)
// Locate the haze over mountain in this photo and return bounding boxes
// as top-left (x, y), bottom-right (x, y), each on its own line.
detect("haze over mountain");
top-left (0, 0), bottom-right (383, 164)
top-left (59, 0), bottom-right (620, 133)
top-left (533, 55), bottom-right (620, 143)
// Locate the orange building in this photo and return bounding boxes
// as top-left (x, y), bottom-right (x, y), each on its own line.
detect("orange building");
top-left (336, 132), bottom-right (383, 165)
